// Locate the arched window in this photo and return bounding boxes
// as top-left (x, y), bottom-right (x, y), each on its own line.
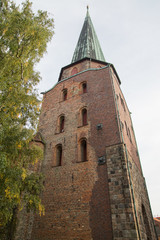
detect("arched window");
top-left (82, 108), bottom-right (87, 126)
top-left (142, 204), bottom-right (152, 240)
top-left (56, 144), bottom-right (62, 166)
top-left (82, 82), bottom-right (87, 93)
top-left (97, 65), bottom-right (102, 68)
top-left (80, 139), bottom-right (87, 162)
top-left (71, 67), bottom-right (78, 76)
top-left (59, 115), bottom-right (65, 133)
top-left (63, 89), bottom-right (67, 101)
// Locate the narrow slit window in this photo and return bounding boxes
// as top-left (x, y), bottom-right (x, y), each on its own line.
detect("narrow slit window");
top-left (60, 116), bottom-right (65, 133)
top-left (81, 139), bottom-right (87, 162)
top-left (82, 82), bottom-right (87, 93)
top-left (63, 89), bottom-right (67, 101)
top-left (56, 145), bottom-right (62, 166)
top-left (82, 109), bottom-right (87, 126)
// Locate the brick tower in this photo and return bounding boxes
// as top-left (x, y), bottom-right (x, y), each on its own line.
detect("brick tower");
top-left (16, 8), bottom-right (157, 240)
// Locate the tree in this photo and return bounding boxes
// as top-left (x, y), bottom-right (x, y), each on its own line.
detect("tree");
top-left (0, 0), bottom-right (54, 234)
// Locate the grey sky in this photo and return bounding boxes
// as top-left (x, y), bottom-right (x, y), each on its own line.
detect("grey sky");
top-left (14, 0), bottom-right (160, 216)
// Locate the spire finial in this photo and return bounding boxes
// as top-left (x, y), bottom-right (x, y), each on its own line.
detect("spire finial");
top-left (87, 5), bottom-right (89, 10)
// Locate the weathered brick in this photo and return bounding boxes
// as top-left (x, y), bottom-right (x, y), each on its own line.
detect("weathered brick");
top-left (14, 60), bottom-right (157, 240)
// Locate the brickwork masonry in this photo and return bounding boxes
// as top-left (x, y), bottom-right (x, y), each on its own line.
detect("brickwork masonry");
top-left (106, 143), bottom-right (157, 240)
top-left (14, 61), bottom-right (157, 240)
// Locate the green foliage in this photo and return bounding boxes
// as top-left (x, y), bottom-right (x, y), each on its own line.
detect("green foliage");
top-left (0, 0), bottom-right (54, 227)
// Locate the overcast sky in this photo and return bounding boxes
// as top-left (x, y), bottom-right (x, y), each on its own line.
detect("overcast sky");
top-left (14, 0), bottom-right (160, 217)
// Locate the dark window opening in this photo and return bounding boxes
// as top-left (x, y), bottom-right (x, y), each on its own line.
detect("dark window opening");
top-left (81, 139), bottom-right (87, 162)
top-left (82, 82), bottom-right (87, 93)
top-left (56, 145), bottom-right (62, 166)
top-left (82, 108), bottom-right (87, 126)
top-left (60, 116), bottom-right (65, 133)
top-left (63, 89), bottom-right (67, 101)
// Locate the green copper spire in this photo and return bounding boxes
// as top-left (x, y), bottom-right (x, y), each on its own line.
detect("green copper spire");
top-left (71, 7), bottom-right (106, 63)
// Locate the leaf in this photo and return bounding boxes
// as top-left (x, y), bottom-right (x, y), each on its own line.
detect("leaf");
top-left (0, 0), bottom-right (54, 229)
top-left (21, 168), bottom-right (26, 181)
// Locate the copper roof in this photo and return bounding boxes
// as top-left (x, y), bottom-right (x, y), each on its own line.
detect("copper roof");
top-left (71, 8), bottom-right (106, 63)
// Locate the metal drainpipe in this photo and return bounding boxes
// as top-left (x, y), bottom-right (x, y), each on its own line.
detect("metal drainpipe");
top-left (108, 65), bottom-right (141, 240)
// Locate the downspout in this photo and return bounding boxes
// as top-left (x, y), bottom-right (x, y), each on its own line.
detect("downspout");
top-left (108, 64), bottom-right (141, 240)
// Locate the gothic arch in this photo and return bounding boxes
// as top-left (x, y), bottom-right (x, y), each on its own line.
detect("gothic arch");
top-left (78, 138), bottom-right (87, 162)
top-left (54, 144), bottom-right (63, 167)
top-left (71, 67), bottom-right (78, 76)
top-left (80, 81), bottom-right (87, 94)
top-left (77, 107), bottom-right (88, 127)
top-left (62, 88), bottom-right (68, 101)
top-left (57, 114), bottom-right (65, 133)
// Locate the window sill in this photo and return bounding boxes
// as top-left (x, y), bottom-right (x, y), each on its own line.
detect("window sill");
top-left (76, 160), bottom-right (88, 163)
top-left (59, 99), bottom-right (68, 103)
top-left (52, 165), bottom-right (62, 168)
top-left (77, 124), bottom-right (88, 128)
top-left (55, 131), bottom-right (64, 135)
top-left (80, 92), bottom-right (88, 96)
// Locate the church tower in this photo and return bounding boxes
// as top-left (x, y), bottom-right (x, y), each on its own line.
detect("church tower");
top-left (16, 8), bottom-right (157, 240)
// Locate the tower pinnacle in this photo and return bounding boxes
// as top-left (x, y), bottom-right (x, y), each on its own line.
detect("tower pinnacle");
top-left (71, 8), bottom-right (106, 63)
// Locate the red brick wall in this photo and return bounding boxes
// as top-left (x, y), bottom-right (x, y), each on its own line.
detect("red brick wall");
top-left (110, 67), bottom-right (142, 171)
top-left (15, 60), bottom-right (156, 240)
top-left (60, 59), bottom-right (107, 81)
top-left (29, 64), bottom-right (121, 240)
